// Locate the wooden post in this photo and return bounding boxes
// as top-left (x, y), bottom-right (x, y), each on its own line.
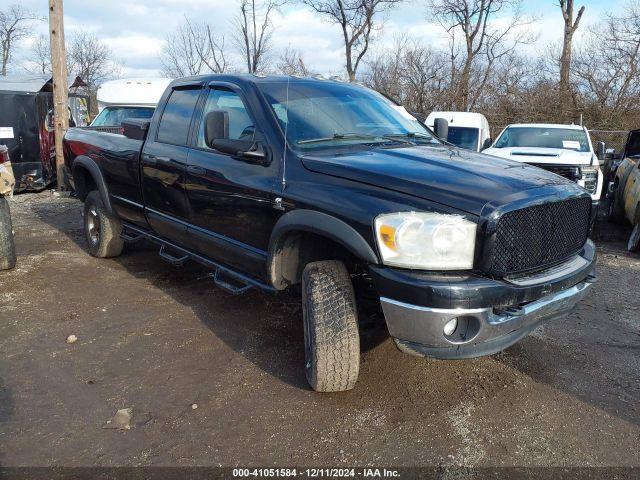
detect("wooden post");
top-left (48, 0), bottom-right (69, 191)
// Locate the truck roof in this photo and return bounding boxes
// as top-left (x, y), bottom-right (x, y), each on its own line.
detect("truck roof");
top-left (170, 73), bottom-right (362, 87)
top-left (425, 111), bottom-right (489, 129)
top-left (97, 77), bottom-right (173, 108)
top-left (506, 123), bottom-right (586, 130)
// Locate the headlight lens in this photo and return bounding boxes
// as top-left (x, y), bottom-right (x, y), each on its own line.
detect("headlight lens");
top-left (375, 212), bottom-right (477, 269)
top-left (580, 166), bottom-right (598, 194)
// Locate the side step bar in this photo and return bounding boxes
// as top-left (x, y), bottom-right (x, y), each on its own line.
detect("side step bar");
top-left (121, 224), bottom-right (276, 294)
top-left (158, 245), bottom-right (189, 266)
top-left (120, 230), bottom-right (145, 243)
top-left (212, 269), bottom-right (253, 295)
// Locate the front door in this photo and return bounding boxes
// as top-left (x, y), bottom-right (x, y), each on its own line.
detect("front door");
top-left (184, 85), bottom-right (280, 278)
top-left (141, 86), bottom-right (201, 244)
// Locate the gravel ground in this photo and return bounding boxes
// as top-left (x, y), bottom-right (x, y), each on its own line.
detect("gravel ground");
top-left (0, 191), bottom-right (638, 468)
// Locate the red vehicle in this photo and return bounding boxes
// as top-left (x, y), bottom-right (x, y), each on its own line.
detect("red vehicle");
top-left (0, 145), bottom-right (15, 269)
top-left (0, 75), bottom-right (89, 192)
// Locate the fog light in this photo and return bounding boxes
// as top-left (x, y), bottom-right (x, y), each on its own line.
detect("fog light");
top-left (443, 318), bottom-right (458, 336)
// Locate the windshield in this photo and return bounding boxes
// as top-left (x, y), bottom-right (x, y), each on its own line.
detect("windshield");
top-left (258, 81), bottom-right (439, 150)
top-left (494, 127), bottom-right (590, 152)
top-left (91, 106), bottom-right (155, 127)
top-left (446, 126), bottom-right (479, 151)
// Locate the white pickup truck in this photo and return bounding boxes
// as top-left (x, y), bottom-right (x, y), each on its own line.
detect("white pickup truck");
top-left (483, 123), bottom-right (604, 207)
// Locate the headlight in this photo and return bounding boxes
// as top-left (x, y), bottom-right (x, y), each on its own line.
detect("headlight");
top-left (374, 212), bottom-right (477, 270)
top-left (580, 166), bottom-right (598, 194)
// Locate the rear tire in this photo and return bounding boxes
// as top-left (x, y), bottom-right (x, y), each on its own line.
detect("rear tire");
top-left (84, 190), bottom-right (124, 258)
top-left (302, 260), bottom-right (360, 392)
top-left (0, 196), bottom-right (16, 270)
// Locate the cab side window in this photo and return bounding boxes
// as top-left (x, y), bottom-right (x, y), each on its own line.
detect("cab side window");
top-left (197, 88), bottom-right (254, 149)
top-left (157, 88), bottom-right (201, 146)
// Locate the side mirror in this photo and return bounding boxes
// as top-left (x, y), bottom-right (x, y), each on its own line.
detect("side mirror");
top-left (210, 138), bottom-right (270, 165)
top-left (433, 118), bottom-right (449, 141)
top-left (204, 110), bottom-right (229, 147)
top-left (482, 138), bottom-right (492, 151)
top-left (597, 141), bottom-right (606, 160)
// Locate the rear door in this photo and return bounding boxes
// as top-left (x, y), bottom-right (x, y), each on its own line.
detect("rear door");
top-left (141, 85), bottom-right (202, 244)
top-left (183, 84), bottom-right (280, 279)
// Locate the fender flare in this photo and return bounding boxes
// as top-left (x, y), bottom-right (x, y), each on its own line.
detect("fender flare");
top-left (268, 209), bottom-right (379, 265)
top-left (72, 156), bottom-right (113, 215)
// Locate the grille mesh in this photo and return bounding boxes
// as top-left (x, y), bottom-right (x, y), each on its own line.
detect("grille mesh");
top-left (485, 197), bottom-right (591, 276)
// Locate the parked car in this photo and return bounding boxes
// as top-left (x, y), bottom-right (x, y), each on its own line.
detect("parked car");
top-left (425, 111), bottom-right (491, 152)
top-left (0, 145), bottom-right (16, 270)
top-left (64, 75), bottom-right (597, 392)
top-left (90, 78), bottom-right (172, 129)
top-left (607, 128), bottom-right (640, 251)
top-left (483, 124), bottom-right (604, 210)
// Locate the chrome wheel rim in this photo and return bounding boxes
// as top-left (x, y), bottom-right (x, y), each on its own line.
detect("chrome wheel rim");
top-left (87, 206), bottom-right (100, 246)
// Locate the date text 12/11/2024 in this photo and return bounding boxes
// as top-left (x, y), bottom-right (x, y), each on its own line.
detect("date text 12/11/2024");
top-left (232, 468), bottom-right (401, 477)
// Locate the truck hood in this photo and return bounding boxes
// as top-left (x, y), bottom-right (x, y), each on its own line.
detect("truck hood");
top-left (300, 145), bottom-right (573, 216)
top-left (483, 147), bottom-right (595, 165)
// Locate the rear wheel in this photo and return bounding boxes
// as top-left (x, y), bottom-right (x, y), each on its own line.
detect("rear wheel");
top-left (0, 196), bottom-right (16, 270)
top-left (84, 190), bottom-right (124, 258)
top-left (302, 260), bottom-right (360, 392)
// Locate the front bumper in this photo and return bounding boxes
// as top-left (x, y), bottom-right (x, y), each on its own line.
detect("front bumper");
top-left (371, 240), bottom-right (597, 359)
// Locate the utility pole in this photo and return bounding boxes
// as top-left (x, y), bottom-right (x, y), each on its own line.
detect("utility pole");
top-left (49, 0), bottom-right (69, 191)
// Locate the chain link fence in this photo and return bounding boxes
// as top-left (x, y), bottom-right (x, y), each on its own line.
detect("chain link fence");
top-left (588, 130), bottom-right (629, 154)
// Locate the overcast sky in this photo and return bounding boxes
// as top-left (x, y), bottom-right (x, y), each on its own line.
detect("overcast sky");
top-left (7, 0), bottom-right (623, 78)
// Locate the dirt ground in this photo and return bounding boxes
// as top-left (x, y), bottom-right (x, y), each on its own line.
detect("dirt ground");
top-left (0, 191), bottom-right (638, 468)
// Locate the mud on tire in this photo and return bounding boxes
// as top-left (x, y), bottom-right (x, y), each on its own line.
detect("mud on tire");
top-left (0, 196), bottom-right (16, 270)
top-left (84, 190), bottom-right (124, 258)
top-left (302, 260), bottom-right (360, 392)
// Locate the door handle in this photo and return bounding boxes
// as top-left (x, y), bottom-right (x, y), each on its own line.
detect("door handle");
top-left (187, 165), bottom-right (206, 176)
top-left (145, 155), bottom-right (171, 166)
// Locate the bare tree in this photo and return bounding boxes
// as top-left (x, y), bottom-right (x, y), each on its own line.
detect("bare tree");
top-left (573, 1), bottom-right (640, 128)
top-left (28, 34), bottom-right (51, 75)
top-left (277, 46), bottom-right (311, 75)
top-left (430, 0), bottom-right (536, 111)
top-left (235, 0), bottom-right (284, 73)
top-left (67, 31), bottom-right (121, 115)
top-left (558, 0), bottom-right (585, 118)
top-left (0, 4), bottom-right (39, 75)
top-left (68, 31), bottom-right (120, 89)
top-left (160, 17), bottom-right (228, 78)
top-left (302, 0), bottom-right (401, 81)
top-left (365, 36), bottom-right (447, 113)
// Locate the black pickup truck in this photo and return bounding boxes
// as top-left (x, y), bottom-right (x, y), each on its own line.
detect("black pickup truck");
top-left (64, 75), bottom-right (596, 392)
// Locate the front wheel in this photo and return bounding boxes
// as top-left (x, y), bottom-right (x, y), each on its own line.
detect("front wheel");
top-left (84, 191), bottom-right (124, 258)
top-left (0, 196), bottom-right (16, 270)
top-left (302, 260), bottom-right (360, 392)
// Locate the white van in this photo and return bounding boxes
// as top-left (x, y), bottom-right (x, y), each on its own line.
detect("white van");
top-left (483, 123), bottom-right (604, 204)
top-left (425, 111), bottom-right (491, 152)
top-left (91, 78), bottom-right (172, 127)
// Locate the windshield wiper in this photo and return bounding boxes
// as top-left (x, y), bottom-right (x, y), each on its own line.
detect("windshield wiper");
top-left (383, 132), bottom-right (437, 143)
top-left (298, 133), bottom-right (384, 145)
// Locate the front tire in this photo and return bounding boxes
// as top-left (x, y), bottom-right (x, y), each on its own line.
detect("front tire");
top-left (84, 190), bottom-right (124, 258)
top-left (0, 196), bottom-right (16, 270)
top-left (302, 260), bottom-right (360, 392)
